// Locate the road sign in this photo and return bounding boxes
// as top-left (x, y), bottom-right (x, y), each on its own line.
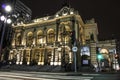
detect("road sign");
top-left (72, 46), bottom-right (78, 52)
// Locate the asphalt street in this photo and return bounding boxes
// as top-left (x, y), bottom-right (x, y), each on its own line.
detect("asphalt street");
top-left (0, 71), bottom-right (93, 80)
top-left (0, 71), bottom-right (120, 80)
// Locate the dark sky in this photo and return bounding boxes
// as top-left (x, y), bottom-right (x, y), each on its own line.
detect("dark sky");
top-left (20, 0), bottom-right (120, 40)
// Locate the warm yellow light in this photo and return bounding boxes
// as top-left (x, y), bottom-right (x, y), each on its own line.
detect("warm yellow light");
top-left (16, 62), bottom-right (19, 65)
top-left (70, 11), bottom-right (74, 14)
top-left (27, 62), bottom-right (30, 65)
top-left (56, 14), bottom-right (59, 17)
top-left (100, 49), bottom-right (108, 54)
top-left (20, 62), bottom-right (23, 65)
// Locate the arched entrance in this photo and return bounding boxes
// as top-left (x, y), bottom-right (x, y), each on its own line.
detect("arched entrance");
top-left (99, 48), bottom-right (110, 70)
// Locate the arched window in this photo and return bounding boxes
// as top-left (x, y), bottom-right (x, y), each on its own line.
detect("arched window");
top-left (58, 24), bottom-right (71, 43)
top-left (16, 33), bottom-right (21, 45)
top-left (37, 30), bottom-right (44, 45)
top-left (26, 32), bottom-right (33, 46)
top-left (47, 29), bottom-right (55, 43)
top-left (100, 48), bottom-right (109, 59)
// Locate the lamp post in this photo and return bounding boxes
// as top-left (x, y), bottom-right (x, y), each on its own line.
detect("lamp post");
top-left (0, 4), bottom-right (12, 61)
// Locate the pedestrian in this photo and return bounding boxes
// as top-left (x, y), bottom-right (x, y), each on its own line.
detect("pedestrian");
top-left (93, 63), bottom-right (99, 72)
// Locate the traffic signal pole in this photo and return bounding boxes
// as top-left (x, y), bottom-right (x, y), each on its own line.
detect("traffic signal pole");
top-left (0, 15), bottom-right (7, 61)
top-left (71, 17), bottom-right (78, 72)
top-left (71, 30), bottom-right (77, 72)
top-left (72, 42), bottom-right (77, 72)
top-left (98, 59), bottom-right (101, 71)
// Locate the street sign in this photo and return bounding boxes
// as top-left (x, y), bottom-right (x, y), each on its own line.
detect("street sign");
top-left (72, 46), bottom-right (78, 52)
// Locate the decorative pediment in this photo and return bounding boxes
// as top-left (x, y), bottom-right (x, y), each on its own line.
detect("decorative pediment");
top-left (55, 6), bottom-right (78, 17)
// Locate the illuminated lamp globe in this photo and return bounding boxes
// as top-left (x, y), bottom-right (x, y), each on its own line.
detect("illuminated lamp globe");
top-left (5, 5), bottom-right (12, 12)
top-left (0, 15), bottom-right (6, 21)
top-left (7, 18), bottom-right (12, 24)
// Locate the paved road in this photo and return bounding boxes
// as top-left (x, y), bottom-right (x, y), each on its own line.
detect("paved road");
top-left (82, 72), bottom-right (120, 80)
top-left (0, 71), bottom-right (120, 80)
top-left (0, 71), bottom-right (93, 80)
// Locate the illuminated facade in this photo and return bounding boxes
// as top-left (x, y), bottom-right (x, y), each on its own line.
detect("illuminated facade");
top-left (4, 7), bottom-right (117, 71)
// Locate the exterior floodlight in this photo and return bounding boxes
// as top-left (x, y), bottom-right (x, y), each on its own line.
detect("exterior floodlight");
top-left (63, 13), bottom-right (67, 16)
top-left (56, 14), bottom-right (59, 17)
top-left (21, 21), bottom-right (24, 24)
top-left (70, 11), bottom-right (74, 14)
top-left (12, 23), bottom-right (14, 26)
top-left (0, 15), bottom-right (6, 21)
top-left (5, 5), bottom-right (12, 12)
top-left (7, 18), bottom-right (12, 24)
top-left (17, 22), bottom-right (20, 26)
top-left (44, 17), bottom-right (48, 20)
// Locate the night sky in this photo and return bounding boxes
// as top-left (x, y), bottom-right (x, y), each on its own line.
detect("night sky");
top-left (20, 0), bottom-right (120, 40)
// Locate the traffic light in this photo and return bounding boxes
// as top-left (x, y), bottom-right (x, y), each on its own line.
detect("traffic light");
top-left (97, 54), bottom-right (103, 60)
top-left (70, 30), bottom-right (76, 45)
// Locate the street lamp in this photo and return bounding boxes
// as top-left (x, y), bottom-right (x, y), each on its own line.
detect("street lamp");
top-left (0, 4), bottom-right (12, 61)
top-left (2, 4), bottom-right (12, 12)
top-left (0, 15), bottom-right (12, 24)
top-left (4, 5), bottom-right (12, 12)
top-left (0, 15), bottom-right (6, 21)
top-left (6, 18), bottom-right (12, 24)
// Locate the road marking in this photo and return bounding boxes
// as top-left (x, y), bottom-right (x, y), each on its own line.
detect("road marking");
top-left (0, 77), bottom-right (22, 80)
top-left (82, 77), bottom-right (93, 80)
top-left (82, 73), bottom-right (100, 76)
top-left (0, 75), bottom-right (57, 80)
top-left (84, 79), bottom-right (91, 80)
top-left (0, 71), bottom-right (94, 80)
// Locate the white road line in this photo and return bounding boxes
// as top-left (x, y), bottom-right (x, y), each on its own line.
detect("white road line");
top-left (0, 74), bottom-right (93, 80)
top-left (0, 77), bottom-right (22, 80)
top-left (0, 75), bottom-right (57, 80)
top-left (0, 72), bottom-right (94, 80)
top-left (82, 73), bottom-right (100, 76)
top-left (84, 79), bottom-right (91, 80)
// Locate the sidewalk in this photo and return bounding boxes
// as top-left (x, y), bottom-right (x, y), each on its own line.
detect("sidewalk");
top-left (0, 64), bottom-right (120, 75)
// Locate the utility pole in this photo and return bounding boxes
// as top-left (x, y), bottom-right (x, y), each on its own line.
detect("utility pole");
top-left (72, 42), bottom-right (78, 72)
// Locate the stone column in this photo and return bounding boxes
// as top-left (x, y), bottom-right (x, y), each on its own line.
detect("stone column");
top-left (56, 19), bottom-right (60, 42)
top-left (20, 50), bottom-right (24, 65)
top-left (90, 42), bottom-right (97, 65)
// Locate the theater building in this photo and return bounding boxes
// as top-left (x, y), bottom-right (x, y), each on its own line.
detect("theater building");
top-left (5, 7), bottom-right (117, 71)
